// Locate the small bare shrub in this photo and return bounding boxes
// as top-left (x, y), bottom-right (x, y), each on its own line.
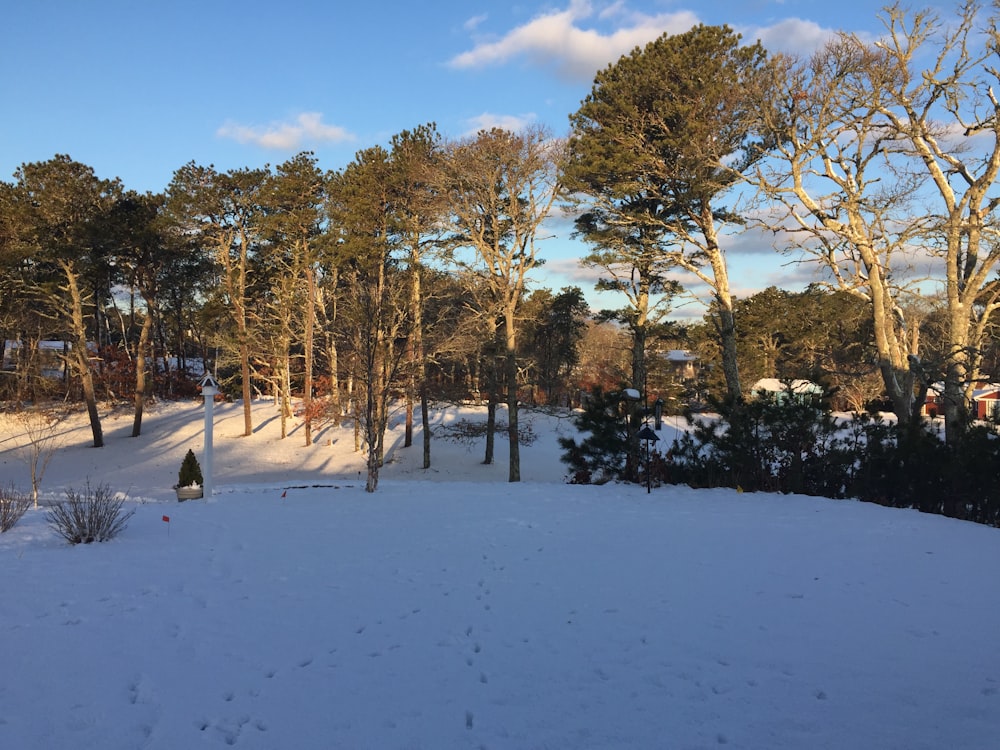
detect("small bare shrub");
top-left (14, 406), bottom-right (64, 508)
top-left (45, 481), bottom-right (135, 545)
top-left (436, 418), bottom-right (538, 446)
top-left (0, 485), bottom-right (31, 532)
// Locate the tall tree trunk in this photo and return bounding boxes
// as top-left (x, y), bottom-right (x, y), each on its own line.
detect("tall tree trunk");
top-left (505, 312), bottom-right (520, 482)
top-left (632, 274), bottom-right (649, 392)
top-left (406, 256), bottom-right (425, 452)
top-left (943, 299), bottom-right (971, 440)
top-left (365, 339), bottom-right (385, 492)
top-left (364, 359), bottom-right (382, 491)
top-left (281, 350), bottom-right (293, 438)
top-left (421, 389), bottom-right (431, 469)
top-left (131, 303), bottom-right (154, 437)
top-left (701, 219), bottom-right (742, 402)
top-left (631, 323), bottom-right (647, 394)
top-left (303, 263), bottom-right (315, 447)
top-left (629, 313), bottom-right (646, 475)
top-left (240, 336), bottom-right (252, 435)
top-left (484, 395), bottom-right (496, 465)
top-left (405, 393), bottom-right (414, 447)
top-left (62, 261), bottom-right (103, 448)
top-left (234, 231), bottom-right (253, 437)
top-left (319, 268), bottom-right (341, 418)
top-left (867, 260), bottom-right (916, 423)
top-left (717, 302), bottom-right (742, 401)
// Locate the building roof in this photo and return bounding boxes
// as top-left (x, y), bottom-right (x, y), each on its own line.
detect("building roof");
top-left (751, 378), bottom-right (822, 394)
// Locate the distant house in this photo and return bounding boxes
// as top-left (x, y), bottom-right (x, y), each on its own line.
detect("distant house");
top-left (973, 386), bottom-right (1000, 420)
top-left (662, 349), bottom-right (698, 381)
top-left (922, 383), bottom-right (1000, 420)
top-left (2, 340), bottom-right (69, 377)
top-left (751, 378), bottom-right (823, 404)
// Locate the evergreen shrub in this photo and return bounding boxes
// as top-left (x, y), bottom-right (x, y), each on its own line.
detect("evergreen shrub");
top-left (177, 449), bottom-right (203, 488)
top-left (666, 388), bottom-right (1000, 527)
top-left (559, 387), bottom-right (635, 484)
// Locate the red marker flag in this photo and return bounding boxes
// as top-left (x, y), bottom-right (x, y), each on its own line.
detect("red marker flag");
top-left (281, 491), bottom-right (287, 498)
top-left (162, 515), bottom-right (170, 523)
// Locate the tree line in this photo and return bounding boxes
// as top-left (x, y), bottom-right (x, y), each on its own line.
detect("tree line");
top-left (3, 1), bottom-right (1000, 491)
top-left (0, 126), bottom-right (592, 490)
top-left (565, 1), bottom-right (1000, 448)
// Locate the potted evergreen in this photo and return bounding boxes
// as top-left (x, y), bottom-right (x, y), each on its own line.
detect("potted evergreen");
top-left (175, 449), bottom-right (204, 501)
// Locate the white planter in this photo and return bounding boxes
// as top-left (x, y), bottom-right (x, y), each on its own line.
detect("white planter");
top-left (175, 486), bottom-right (203, 501)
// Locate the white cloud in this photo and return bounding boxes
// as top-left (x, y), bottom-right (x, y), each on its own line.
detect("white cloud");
top-left (216, 112), bottom-right (355, 150)
top-left (449, 2), bottom-right (846, 82)
top-left (464, 13), bottom-right (488, 32)
top-left (462, 112), bottom-right (538, 136)
top-left (448, 0), bottom-right (699, 82)
top-left (740, 18), bottom-right (838, 56)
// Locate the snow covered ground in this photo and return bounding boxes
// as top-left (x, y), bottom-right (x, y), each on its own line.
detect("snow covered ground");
top-left (1, 399), bottom-right (998, 749)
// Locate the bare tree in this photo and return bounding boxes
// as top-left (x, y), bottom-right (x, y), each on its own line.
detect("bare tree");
top-left (875, 1), bottom-right (1000, 440)
top-left (757, 1), bottom-right (1000, 441)
top-left (14, 406), bottom-right (63, 508)
top-left (752, 34), bottom-right (929, 422)
top-left (440, 126), bottom-right (563, 482)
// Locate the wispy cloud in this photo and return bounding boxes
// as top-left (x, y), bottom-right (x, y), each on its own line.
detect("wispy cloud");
top-left (450, 1), bottom-right (843, 82)
top-left (216, 112), bottom-right (355, 150)
top-left (449, 0), bottom-right (699, 82)
top-left (741, 18), bottom-right (838, 56)
top-left (464, 13), bottom-right (488, 32)
top-left (462, 112), bottom-right (538, 135)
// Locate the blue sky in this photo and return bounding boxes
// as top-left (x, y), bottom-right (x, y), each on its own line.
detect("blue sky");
top-left (2, 0), bottom-right (888, 316)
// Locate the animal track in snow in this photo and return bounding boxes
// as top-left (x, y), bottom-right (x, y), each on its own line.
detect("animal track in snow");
top-left (196, 713), bottom-right (265, 746)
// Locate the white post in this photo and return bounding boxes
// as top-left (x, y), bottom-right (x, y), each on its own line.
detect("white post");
top-left (200, 374), bottom-right (218, 498)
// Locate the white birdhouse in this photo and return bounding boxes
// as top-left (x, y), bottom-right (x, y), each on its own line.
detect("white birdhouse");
top-left (200, 372), bottom-right (219, 397)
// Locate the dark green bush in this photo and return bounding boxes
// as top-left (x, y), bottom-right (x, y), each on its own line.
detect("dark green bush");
top-left (559, 386), bottom-right (635, 483)
top-left (177, 449), bottom-right (203, 488)
top-left (666, 390), bottom-right (1000, 527)
top-left (668, 389), bottom-right (847, 496)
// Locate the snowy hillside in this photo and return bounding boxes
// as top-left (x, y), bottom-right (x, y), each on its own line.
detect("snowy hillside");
top-left (1, 400), bottom-right (998, 749)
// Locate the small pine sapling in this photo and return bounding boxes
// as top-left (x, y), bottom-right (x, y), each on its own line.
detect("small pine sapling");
top-left (177, 449), bottom-right (203, 488)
